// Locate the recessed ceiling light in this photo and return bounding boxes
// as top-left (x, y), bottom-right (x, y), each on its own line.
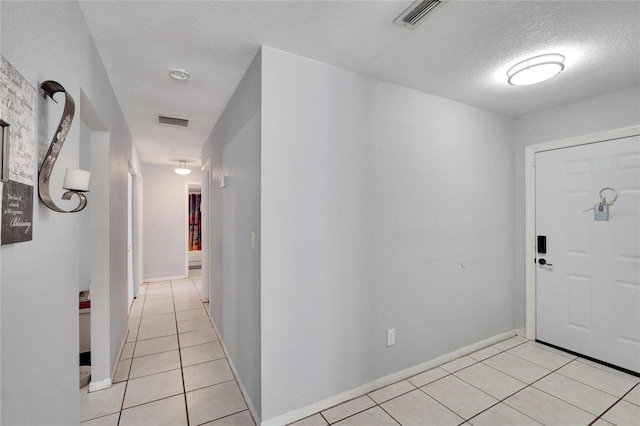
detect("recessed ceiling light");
top-left (169, 68), bottom-right (190, 81)
top-left (175, 160), bottom-right (191, 175)
top-left (507, 54), bottom-right (565, 86)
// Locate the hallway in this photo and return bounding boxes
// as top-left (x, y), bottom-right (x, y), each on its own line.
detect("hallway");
top-left (77, 268), bottom-right (640, 426)
top-left (79, 271), bottom-right (255, 425)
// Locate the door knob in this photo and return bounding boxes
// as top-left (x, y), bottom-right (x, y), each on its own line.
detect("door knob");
top-left (539, 258), bottom-right (553, 266)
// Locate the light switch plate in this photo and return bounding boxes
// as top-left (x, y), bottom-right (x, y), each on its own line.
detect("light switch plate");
top-left (387, 329), bottom-right (395, 347)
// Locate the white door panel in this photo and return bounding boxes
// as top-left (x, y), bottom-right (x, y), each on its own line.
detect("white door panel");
top-left (536, 135), bottom-right (640, 373)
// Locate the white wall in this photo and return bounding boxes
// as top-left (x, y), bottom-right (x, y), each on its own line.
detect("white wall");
top-left (202, 49), bottom-right (262, 418)
top-left (513, 86), bottom-right (640, 328)
top-left (260, 47), bottom-right (515, 420)
top-left (142, 163), bottom-right (200, 280)
top-left (0, 2), bottom-right (138, 423)
top-left (79, 121), bottom-right (91, 291)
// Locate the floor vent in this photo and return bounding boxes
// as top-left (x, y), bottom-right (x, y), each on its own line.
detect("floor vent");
top-left (394, 0), bottom-right (442, 28)
top-left (158, 115), bottom-right (189, 127)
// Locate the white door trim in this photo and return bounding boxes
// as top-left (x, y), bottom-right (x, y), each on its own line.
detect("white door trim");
top-left (524, 125), bottom-right (640, 340)
top-left (185, 181), bottom-right (202, 278)
top-left (201, 159), bottom-right (211, 303)
top-left (127, 170), bottom-right (134, 311)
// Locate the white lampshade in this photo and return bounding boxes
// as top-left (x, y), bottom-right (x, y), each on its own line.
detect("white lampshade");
top-left (63, 168), bottom-right (90, 192)
top-left (175, 160), bottom-right (191, 175)
top-left (507, 54), bottom-right (565, 86)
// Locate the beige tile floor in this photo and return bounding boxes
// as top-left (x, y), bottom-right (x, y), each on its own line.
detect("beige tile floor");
top-left (80, 271), bottom-right (640, 426)
top-left (291, 337), bottom-right (640, 426)
top-left (80, 270), bottom-right (256, 426)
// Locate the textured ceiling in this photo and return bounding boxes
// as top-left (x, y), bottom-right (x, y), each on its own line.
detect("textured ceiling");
top-left (79, 0), bottom-right (640, 166)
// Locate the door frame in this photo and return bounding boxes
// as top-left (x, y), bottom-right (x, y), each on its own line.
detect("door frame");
top-left (185, 181), bottom-right (203, 278)
top-left (127, 165), bottom-right (141, 308)
top-left (201, 160), bottom-right (211, 303)
top-left (524, 125), bottom-right (640, 340)
top-left (127, 170), bottom-right (134, 311)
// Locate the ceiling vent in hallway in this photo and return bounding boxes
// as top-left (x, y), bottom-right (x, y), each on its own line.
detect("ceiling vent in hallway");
top-left (158, 115), bottom-right (189, 128)
top-left (394, 0), bottom-right (443, 28)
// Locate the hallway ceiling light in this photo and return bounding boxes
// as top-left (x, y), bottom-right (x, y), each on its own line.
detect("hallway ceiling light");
top-left (175, 160), bottom-right (191, 175)
top-left (169, 68), bottom-right (190, 81)
top-left (507, 54), bottom-right (565, 86)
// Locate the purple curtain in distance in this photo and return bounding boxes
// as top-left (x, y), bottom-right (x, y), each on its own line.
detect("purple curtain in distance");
top-left (189, 193), bottom-right (201, 251)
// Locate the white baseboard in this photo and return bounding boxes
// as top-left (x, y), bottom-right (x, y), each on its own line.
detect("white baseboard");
top-left (209, 317), bottom-right (262, 426)
top-left (143, 274), bottom-right (187, 282)
top-left (89, 377), bottom-right (112, 393)
top-left (111, 329), bottom-right (129, 381)
top-left (90, 324), bottom-right (129, 393)
top-left (262, 329), bottom-right (517, 426)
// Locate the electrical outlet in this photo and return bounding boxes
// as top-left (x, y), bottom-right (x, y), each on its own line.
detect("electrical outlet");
top-left (387, 329), bottom-right (396, 347)
top-left (250, 232), bottom-right (256, 251)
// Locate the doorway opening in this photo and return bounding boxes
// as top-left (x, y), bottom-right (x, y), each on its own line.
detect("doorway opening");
top-left (127, 168), bottom-right (139, 312)
top-left (186, 182), bottom-right (202, 274)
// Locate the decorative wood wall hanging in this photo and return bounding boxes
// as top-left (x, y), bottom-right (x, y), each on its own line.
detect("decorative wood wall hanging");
top-left (0, 56), bottom-right (36, 245)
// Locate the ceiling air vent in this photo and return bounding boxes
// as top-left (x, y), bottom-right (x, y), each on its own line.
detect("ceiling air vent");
top-left (158, 115), bottom-right (189, 128)
top-left (394, 0), bottom-right (442, 29)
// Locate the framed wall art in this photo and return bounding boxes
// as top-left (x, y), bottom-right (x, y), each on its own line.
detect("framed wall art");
top-left (0, 55), bottom-right (36, 245)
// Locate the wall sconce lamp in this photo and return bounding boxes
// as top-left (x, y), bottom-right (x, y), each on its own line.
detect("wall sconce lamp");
top-left (39, 80), bottom-right (90, 213)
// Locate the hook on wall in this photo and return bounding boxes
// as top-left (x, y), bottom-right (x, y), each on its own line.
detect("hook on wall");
top-left (38, 80), bottom-right (90, 213)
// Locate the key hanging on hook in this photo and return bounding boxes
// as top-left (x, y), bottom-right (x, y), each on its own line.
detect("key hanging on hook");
top-left (599, 188), bottom-right (618, 206)
top-left (598, 196), bottom-right (606, 211)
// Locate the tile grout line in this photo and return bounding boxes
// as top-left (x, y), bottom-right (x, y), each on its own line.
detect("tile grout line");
top-left (526, 351), bottom-right (640, 420)
top-left (478, 351), bottom-right (587, 424)
top-left (299, 336), bottom-right (636, 426)
top-left (115, 281), bottom-right (189, 421)
top-left (484, 351), bottom-right (627, 425)
top-left (454, 340), bottom-right (561, 423)
top-left (322, 395), bottom-right (376, 425)
top-left (316, 339), bottom-right (527, 426)
top-left (120, 279), bottom-right (214, 420)
top-left (586, 381), bottom-right (640, 426)
top-left (116, 281), bottom-right (147, 424)
top-left (373, 403), bottom-right (402, 426)
top-left (200, 281), bottom-right (258, 426)
top-left (171, 278), bottom-right (191, 426)
top-left (321, 339), bottom-right (574, 426)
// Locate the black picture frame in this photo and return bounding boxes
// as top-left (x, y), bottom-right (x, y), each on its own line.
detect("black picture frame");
top-left (0, 118), bottom-right (9, 183)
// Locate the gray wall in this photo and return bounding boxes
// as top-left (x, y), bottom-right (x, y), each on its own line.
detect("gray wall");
top-left (201, 50), bottom-right (262, 417)
top-left (513, 85), bottom-right (640, 328)
top-left (0, 2), bottom-right (136, 423)
top-left (142, 163), bottom-right (200, 280)
top-left (260, 47), bottom-right (515, 420)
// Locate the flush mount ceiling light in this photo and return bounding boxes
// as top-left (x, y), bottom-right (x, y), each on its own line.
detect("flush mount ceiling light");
top-left (507, 54), bottom-right (565, 86)
top-left (175, 160), bottom-right (191, 175)
top-left (169, 68), bottom-right (190, 81)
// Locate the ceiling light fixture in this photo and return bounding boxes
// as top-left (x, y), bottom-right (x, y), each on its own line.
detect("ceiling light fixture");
top-left (169, 68), bottom-right (190, 81)
top-left (175, 160), bottom-right (191, 175)
top-left (507, 54), bottom-right (565, 86)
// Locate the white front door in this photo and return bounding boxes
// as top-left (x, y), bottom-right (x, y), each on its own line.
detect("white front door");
top-left (535, 135), bottom-right (640, 373)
